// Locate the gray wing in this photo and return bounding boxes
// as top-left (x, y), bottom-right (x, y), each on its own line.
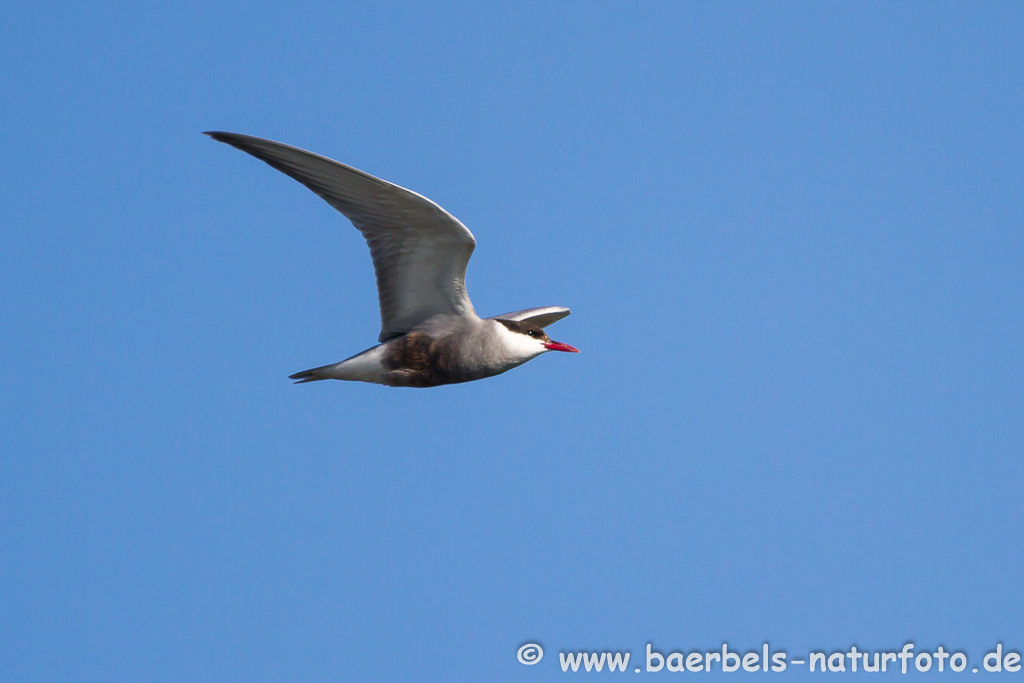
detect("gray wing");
top-left (491, 306), bottom-right (571, 328)
top-left (207, 132), bottom-right (477, 342)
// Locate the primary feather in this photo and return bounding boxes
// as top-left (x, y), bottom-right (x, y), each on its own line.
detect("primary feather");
top-left (205, 131), bottom-right (477, 342)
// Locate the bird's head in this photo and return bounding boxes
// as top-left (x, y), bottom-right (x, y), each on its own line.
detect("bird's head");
top-left (495, 319), bottom-right (580, 360)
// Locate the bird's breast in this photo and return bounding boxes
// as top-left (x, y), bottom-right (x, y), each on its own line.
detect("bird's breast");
top-left (379, 331), bottom-right (485, 387)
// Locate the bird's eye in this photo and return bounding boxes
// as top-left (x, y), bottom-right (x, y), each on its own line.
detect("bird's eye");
top-left (527, 330), bottom-right (536, 337)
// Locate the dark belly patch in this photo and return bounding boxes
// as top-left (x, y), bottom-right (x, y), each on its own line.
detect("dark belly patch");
top-left (381, 333), bottom-right (460, 387)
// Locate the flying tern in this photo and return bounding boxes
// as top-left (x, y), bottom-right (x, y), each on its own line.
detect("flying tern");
top-left (207, 132), bottom-right (579, 387)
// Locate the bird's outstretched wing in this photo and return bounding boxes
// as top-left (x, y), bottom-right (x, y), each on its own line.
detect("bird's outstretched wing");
top-left (491, 306), bottom-right (571, 328)
top-left (207, 132), bottom-right (477, 342)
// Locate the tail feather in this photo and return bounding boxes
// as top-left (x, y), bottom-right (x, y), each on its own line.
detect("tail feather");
top-left (288, 345), bottom-right (387, 385)
top-left (288, 363), bottom-right (335, 384)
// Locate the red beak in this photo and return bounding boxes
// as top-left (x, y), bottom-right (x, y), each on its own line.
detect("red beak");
top-left (544, 340), bottom-right (580, 353)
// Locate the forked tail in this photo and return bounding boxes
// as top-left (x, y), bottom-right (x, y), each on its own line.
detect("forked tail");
top-left (288, 345), bottom-right (387, 385)
top-left (288, 364), bottom-right (335, 384)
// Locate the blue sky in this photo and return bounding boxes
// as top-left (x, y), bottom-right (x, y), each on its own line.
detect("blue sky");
top-left (2, 2), bottom-right (1022, 681)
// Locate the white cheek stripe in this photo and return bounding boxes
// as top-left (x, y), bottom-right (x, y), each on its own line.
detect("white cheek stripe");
top-left (492, 322), bottom-right (548, 361)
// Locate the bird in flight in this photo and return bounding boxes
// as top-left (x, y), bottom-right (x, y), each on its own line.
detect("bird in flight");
top-left (207, 132), bottom-right (579, 387)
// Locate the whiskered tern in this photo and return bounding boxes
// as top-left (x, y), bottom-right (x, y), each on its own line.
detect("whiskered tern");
top-left (207, 132), bottom-right (578, 387)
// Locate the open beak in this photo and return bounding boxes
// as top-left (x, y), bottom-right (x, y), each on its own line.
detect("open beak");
top-left (544, 340), bottom-right (580, 353)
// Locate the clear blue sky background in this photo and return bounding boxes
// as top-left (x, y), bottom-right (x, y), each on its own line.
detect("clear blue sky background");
top-left (2, 2), bottom-right (1022, 681)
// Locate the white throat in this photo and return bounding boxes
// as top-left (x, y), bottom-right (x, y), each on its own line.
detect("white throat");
top-left (491, 321), bottom-right (548, 364)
